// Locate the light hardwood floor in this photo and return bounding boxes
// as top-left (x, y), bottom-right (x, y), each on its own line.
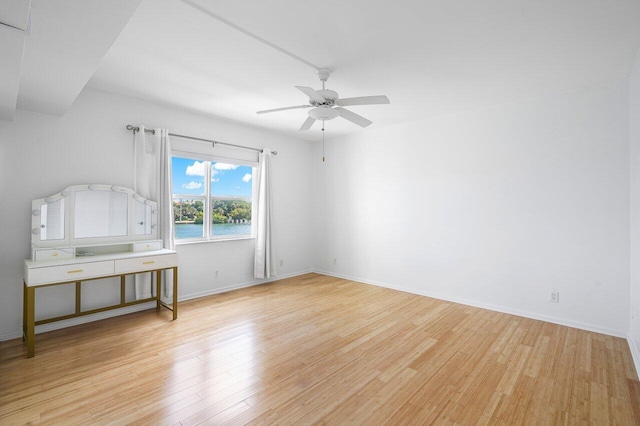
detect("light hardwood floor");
top-left (1, 273), bottom-right (639, 425)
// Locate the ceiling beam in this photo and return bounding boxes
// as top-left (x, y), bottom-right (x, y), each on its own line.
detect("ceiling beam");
top-left (0, 0), bottom-right (31, 31)
top-left (17, 0), bottom-right (144, 117)
top-left (0, 0), bottom-right (30, 121)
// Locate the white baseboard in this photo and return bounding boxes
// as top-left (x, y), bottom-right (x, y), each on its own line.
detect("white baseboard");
top-left (629, 337), bottom-right (640, 378)
top-left (313, 269), bottom-right (629, 339)
top-left (0, 302), bottom-right (157, 342)
top-left (316, 270), bottom-right (640, 377)
top-left (1, 330), bottom-right (25, 342)
top-left (0, 269), bottom-right (314, 342)
top-left (179, 269), bottom-right (314, 302)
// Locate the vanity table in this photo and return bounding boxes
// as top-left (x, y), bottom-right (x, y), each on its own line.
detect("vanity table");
top-left (23, 184), bottom-right (178, 358)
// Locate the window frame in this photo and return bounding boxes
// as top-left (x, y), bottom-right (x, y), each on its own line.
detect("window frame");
top-left (171, 150), bottom-right (257, 244)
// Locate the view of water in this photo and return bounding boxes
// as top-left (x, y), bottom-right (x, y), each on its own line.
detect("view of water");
top-left (175, 223), bottom-right (252, 239)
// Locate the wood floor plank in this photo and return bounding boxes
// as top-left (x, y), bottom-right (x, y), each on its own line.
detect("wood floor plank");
top-left (628, 378), bottom-right (640, 422)
top-left (0, 273), bottom-right (638, 425)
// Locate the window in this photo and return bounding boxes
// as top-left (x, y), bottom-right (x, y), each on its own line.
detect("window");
top-left (171, 155), bottom-right (255, 242)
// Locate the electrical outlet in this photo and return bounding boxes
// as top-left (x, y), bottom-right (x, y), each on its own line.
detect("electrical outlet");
top-left (333, 258), bottom-right (337, 265)
top-left (279, 259), bottom-right (284, 267)
top-left (550, 291), bottom-right (559, 303)
top-left (215, 270), bottom-right (219, 279)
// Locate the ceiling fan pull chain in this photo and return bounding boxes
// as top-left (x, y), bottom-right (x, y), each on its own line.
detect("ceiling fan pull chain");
top-left (322, 121), bottom-right (325, 162)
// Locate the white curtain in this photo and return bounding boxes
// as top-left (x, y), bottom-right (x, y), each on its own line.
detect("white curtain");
top-left (134, 126), bottom-right (175, 299)
top-left (254, 149), bottom-right (277, 278)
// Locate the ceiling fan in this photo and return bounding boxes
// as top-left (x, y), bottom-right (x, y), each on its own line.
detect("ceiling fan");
top-left (257, 69), bottom-right (390, 131)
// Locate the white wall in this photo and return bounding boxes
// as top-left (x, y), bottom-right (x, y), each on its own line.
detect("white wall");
top-left (630, 46), bottom-right (640, 368)
top-left (313, 79), bottom-right (631, 337)
top-left (0, 88), bottom-right (313, 341)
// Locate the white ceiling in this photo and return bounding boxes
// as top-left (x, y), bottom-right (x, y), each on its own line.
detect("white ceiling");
top-left (5, 0), bottom-right (640, 140)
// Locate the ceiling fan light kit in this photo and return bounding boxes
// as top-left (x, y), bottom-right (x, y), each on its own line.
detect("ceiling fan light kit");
top-left (308, 107), bottom-right (339, 121)
top-left (257, 69), bottom-right (390, 131)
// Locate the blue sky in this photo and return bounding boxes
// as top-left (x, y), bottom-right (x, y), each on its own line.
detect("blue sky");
top-left (172, 157), bottom-right (253, 197)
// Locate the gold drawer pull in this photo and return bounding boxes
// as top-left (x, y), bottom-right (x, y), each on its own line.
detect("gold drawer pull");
top-left (67, 269), bottom-right (83, 274)
top-left (143, 261), bottom-right (155, 265)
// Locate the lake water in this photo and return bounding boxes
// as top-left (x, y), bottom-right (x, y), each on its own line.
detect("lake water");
top-left (175, 223), bottom-right (252, 239)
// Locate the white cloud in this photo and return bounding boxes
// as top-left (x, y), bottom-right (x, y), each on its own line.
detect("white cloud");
top-left (214, 163), bottom-right (238, 171)
top-left (182, 181), bottom-right (202, 190)
top-left (242, 173), bottom-right (252, 182)
top-left (186, 161), bottom-right (206, 176)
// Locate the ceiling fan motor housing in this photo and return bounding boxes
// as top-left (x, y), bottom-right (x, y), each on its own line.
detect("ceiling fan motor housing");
top-left (316, 89), bottom-right (338, 101)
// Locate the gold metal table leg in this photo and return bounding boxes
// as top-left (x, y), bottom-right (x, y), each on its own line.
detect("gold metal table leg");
top-left (120, 276), bottom-right (126, 305)
top-left (156, 270), bottom-right (161, 311)
top-left (23, 282), bottom-right (27, 342)
top-left (75, 282), bottom-right (81, 314)
top-left (26, 285), bottom-right (35, 358)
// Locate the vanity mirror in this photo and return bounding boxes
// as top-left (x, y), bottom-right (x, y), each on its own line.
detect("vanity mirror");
top-left (74, 189), bottom-right (128, 238)
top-left (30, 184), bottom-right (158, 259)
top-left (37, 197), bottom-right (65, 241)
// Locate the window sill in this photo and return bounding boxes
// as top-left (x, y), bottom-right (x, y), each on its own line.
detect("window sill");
top-left (175, 236), bottom-right (255, 246)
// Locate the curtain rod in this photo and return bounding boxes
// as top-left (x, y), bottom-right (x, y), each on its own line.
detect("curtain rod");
top-left (125, 125), bottom-right (277, 155)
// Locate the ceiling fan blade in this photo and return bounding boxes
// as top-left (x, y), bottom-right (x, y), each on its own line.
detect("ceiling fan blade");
top-left (299, 116), bottom-right (316, 131)
top-left (257, 105), bottom-right (310, 114)
top-left (335, 107), bottom-right (373, 128)
top-left (295, 86), bottom-right (326, 103)
top-left (336, 95), bottom-right (390, 107)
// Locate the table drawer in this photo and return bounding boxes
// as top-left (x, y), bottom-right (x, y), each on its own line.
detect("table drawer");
top-left (27, 260), bottom-right (114, 286)
top-left (33, 248), bottom-right (75, 261)
top-left (114, 253), bottom-right (177, 274)
top-left (132, 240), bottom-right (163, 252)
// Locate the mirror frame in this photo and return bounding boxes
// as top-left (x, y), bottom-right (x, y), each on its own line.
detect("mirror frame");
top-left (31, 184), bottom-right (158, 249)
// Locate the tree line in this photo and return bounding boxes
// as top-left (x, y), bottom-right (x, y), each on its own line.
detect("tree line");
top-left (174, 200), bottom-right (251, 224)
